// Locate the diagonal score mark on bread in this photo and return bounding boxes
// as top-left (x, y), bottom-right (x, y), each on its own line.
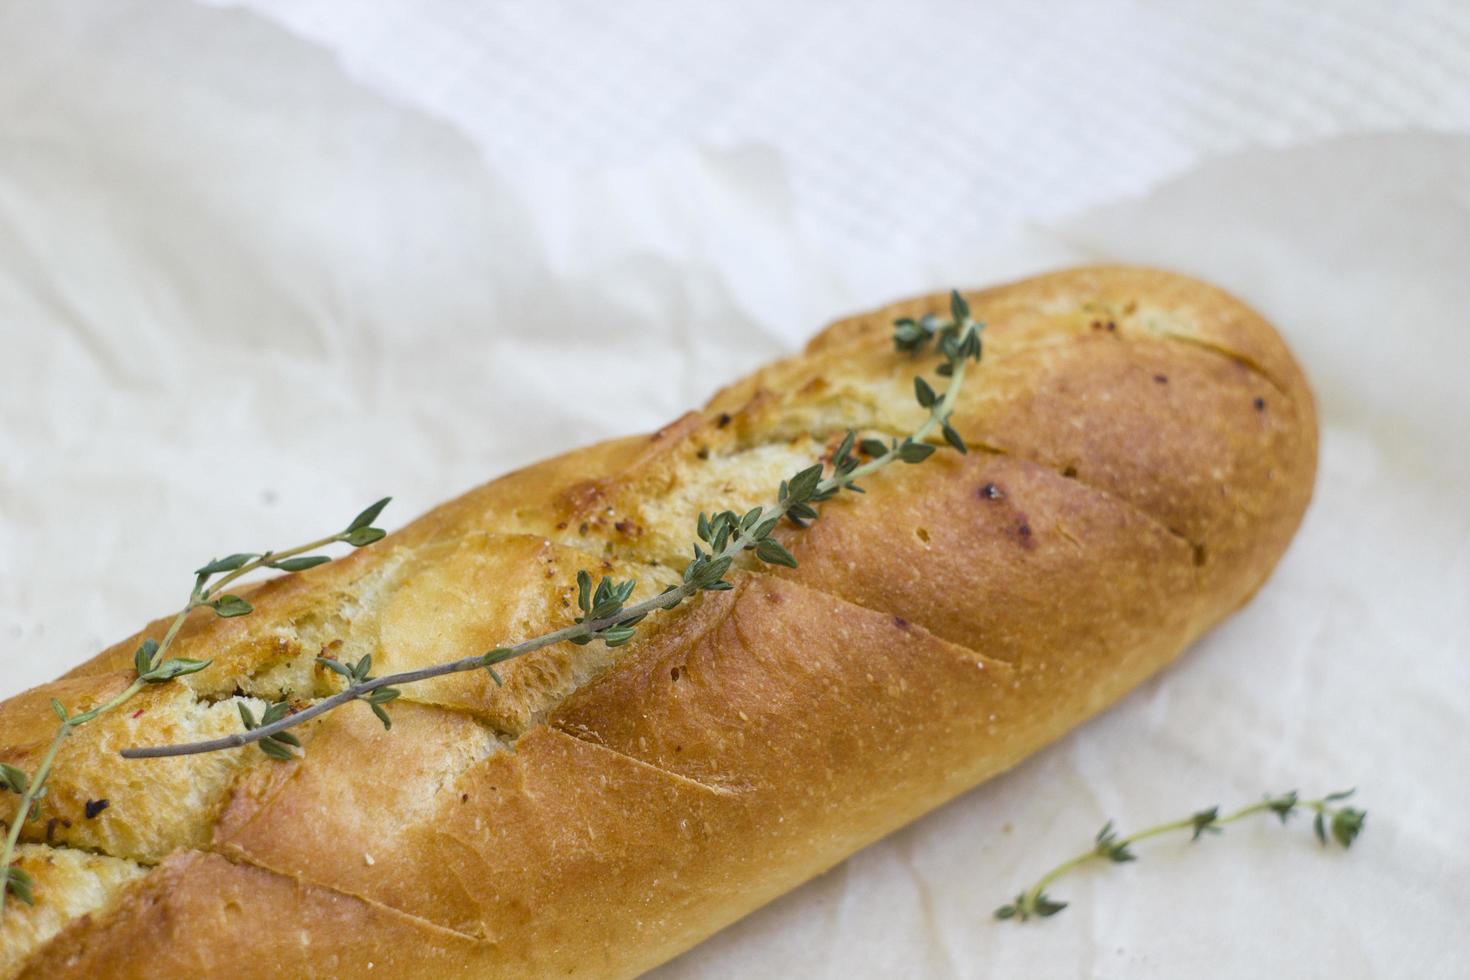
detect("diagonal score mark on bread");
top-left (0, 267), bottom-right (1317, 978)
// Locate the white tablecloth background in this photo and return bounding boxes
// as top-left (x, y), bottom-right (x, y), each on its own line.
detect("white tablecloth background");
top-left (1, 2), bottom-right (1466, 976)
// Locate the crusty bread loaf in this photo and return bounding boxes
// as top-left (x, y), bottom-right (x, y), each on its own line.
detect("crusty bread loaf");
top-left (0, 266), bottom-right (1317, 978)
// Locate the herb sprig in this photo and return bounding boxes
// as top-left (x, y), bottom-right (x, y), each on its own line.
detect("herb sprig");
top-left (0, 499), bottom-right (393, 913)
top-left (994, 789), bottom-right (1367, 922)
top-left (119, 292), bottom-right (986, 762)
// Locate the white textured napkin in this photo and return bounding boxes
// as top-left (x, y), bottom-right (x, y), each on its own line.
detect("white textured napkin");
top-left (206, 0), bottom-right (1470, 249)
top-left (0, 2), bottom-right (1466, 977)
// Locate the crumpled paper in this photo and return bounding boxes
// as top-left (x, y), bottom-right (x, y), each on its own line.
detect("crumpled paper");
top-left (0, 2), bottom-right (1465, 977)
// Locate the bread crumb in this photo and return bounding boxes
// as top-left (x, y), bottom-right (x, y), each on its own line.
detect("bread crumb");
top-left (363, 853), bottom-right (375, 866)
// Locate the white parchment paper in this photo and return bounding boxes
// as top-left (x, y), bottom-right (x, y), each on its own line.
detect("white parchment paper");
top-left (0, 2), bottom-right (1466, 977)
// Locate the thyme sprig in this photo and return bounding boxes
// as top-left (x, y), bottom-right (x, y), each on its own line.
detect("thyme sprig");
top-left (120, 293), bottom-right (986, 762)
top-left (994, 789), bottom-right (1367, 922)
top-left (0, 498), bottom-right (393, 913)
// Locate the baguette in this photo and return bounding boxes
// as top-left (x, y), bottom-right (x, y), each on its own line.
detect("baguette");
top-left (0, 266), bottom-right (1317, 978)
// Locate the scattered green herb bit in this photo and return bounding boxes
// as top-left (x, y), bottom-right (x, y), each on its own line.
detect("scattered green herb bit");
top-left (343, 526), bottom-right (387, 547)
top-left (195, 553), bottom-right (258, 576)
top-left (5, 865), bottom-right (34, 906)
top-left (140, 658), bottom-right (212, 683)
top-left (210, 594), bottom-right (254, 618)
top-left (0, 764), bottom-right (28, 795)
top-left (346, 497), bottom-right (392, 533)
top-left (270, 555), bottom-right (332, 572)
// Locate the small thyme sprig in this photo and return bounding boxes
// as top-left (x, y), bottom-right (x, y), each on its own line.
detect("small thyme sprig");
top-left (0, 498), bottom-right (393, 914)
top-left (994, 789), bottom-right (1367, 922)
top-left (121, 292), bottom-right (986, 762)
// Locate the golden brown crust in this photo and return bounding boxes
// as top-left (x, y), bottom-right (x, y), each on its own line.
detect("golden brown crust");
top-left (0, 266), bottom-right (1317, 978)
top-left (0, 845), bottom-right (144, 979)
top-left (15, 850), bottom-right (491, 980)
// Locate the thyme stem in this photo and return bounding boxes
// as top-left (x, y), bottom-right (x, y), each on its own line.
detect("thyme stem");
top-left (122, 297), bottom-right (986, 762)
top-left (0, 505), bottom-right (392, 912)
top-left (120, 417), bottom-right (927, 759)
top-left (996, 789), bottom-right (1367, 922)
top-left (120, 593), bottom-right (687, 759)
top-left (199, 533), bottom-right (346, 601)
